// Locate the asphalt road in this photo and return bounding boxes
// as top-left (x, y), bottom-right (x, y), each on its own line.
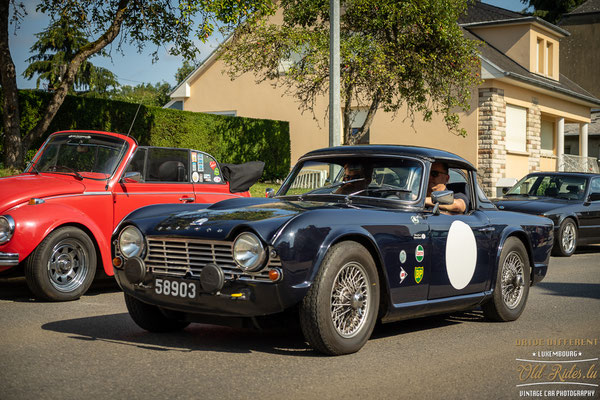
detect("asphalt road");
top-left (1, 247), bottom-right (599, 400)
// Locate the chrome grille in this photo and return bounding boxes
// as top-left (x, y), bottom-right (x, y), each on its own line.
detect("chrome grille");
top-left (145, 237), bottom-right (279, 282)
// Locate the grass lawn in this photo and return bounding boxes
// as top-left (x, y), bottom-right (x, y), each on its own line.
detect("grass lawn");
top-left (249, 182), bottom-right (282, 198)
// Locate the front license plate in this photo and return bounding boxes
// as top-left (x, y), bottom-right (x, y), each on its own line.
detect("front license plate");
top-left (154, 277), bottom-right (197, 299)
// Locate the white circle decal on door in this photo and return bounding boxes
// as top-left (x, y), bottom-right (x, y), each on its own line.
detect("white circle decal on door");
top-left (445, 220), bottom-right (477, 290)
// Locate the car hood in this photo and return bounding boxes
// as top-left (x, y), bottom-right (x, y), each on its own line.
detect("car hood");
top-left (494, 196), bottom-right (570, 215)
top-left (135, 197), bottom-right (347, 242)
top-left (0, 174), bottom-right (86, 213)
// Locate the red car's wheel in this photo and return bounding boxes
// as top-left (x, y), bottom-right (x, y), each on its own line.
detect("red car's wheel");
top-left (25, 226), bottom-right (97, 301)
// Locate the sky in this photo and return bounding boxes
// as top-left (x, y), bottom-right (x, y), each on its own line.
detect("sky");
top-left (9, 0), bottom-right (532, 93)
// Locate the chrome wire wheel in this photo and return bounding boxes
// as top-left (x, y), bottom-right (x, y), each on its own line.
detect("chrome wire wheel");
top-left (47, 238), bottom-right (90, 293)
top-left (561, 222), bottom-right (576, 254)
top-left (501, 251), bottom-right (525, 310)
top-left (330, 261), bottom-right (370, 338)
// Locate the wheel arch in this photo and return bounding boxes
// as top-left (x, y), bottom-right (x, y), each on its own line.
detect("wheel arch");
top-left (496, 228), bottom-right (535, 285)
top-left (318, 232), bottom-right (391, 319)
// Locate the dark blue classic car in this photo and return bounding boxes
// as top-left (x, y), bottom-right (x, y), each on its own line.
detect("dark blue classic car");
top-left (112, 146), bottom-right (553, 355)
top-left (495, 172), bottom-right (600, 257)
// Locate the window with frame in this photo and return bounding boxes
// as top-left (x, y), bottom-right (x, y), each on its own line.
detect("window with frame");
top-left (506, 104), bottom-right (527, 152)
top-left (349, 109), bottom-right (370, 144)
top-left (540, 119), bottom-right (554, 151)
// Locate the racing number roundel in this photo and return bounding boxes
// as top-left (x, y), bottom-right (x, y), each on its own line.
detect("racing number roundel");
top-left (445, 220), bottom-right (477, 290)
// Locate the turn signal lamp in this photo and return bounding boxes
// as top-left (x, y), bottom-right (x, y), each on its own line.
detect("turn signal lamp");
top-left (113, 257), bottom-right (123, 268)
top-left (269, 268), bottom-right (282, 282)
top-left (28, 198), bottom-right (45, 205)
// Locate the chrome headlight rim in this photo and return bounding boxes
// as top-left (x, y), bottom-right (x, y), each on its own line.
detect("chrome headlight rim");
top-left (232, 231), bottom-right (267, 272)
top-left (0, 215), bottom-right (15, 245)
top-left (118, 225), bottom-right (145, 259)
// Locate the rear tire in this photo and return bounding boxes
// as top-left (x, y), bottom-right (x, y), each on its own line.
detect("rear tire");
top-left (482, 237), bottom-right (530, 322)
top-left (552, 218), bottom-right (577, 257)
top-left (124, 293), bottom-right (190, 332)
top-left (299, 241), bottom-right (379, 355)
top-left (25, 226), bottom-right (96, 301)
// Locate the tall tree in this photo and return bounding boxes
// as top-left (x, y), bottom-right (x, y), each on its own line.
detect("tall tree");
top-left (0, 0), bottom-right (276, 168)
top-left (23, 14), bottom-right (118, 93)
top-left (175, 60), bottom-right (197, 85)
top-left (521, 0), bottom-right (586, 24)
top-left (222, 0), bottom-right (481, 145)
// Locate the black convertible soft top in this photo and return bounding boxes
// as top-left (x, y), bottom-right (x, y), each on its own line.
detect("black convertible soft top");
top-left (221, 161), bottom-right (265, 193)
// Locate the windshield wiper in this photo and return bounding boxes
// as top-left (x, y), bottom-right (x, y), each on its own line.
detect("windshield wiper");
top-left (348, 187), bottom-right (412, 197)
top-left (46, 165), bottom-right (84, 180)
top-left (505, 193), bottom-right (529, 197)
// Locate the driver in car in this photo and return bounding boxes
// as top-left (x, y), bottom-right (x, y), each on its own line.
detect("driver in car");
top-left (425, 162), bottom-right (468, 214)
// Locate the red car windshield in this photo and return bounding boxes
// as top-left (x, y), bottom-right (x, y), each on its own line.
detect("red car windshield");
top-left (30, 133), bottom-right (129, 179)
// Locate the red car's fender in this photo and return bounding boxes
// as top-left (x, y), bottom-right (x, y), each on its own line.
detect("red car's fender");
top-left (2, 199), bottom-right (114, 276)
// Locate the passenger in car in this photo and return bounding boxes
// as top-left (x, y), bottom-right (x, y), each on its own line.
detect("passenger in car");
top-left (425, 162), bottom-right (469, 214)
top-left (335, 163), bottom-right (371, 195)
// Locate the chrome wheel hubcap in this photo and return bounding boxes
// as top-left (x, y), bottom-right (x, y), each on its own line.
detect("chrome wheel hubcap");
top-left (561, 223), bottom-right (576, 253)
top-left (501, 251), bottom-right (525, 309)
top-left (330, 262), bottom-right (370, 338)
top-left (47, 239), bottom-right (89, 292)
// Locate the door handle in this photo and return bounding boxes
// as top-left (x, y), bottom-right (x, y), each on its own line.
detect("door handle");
top-left (179, 197), bottom-right (194, 203)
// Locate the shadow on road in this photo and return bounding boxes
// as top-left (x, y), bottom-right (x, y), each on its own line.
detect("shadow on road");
top-left (537, 281), bottom-right (600, 300)
top-left (0, 276), bottom-right (121, 302)
top-left (41, 312), bottom-right (317, 357)
top-left (574, 244), bottom-right (600, 255)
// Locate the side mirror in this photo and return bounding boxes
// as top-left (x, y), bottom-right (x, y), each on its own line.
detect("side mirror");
top-left (122, 171), bottom-right (142, 183)
top-left (265, 188), bottom-right (275, 198)
top-left (431, 190), bottom-right (454, 215)
top-left (588, 192), bottom-right (600, 202)
top-left (432, 190), bottom-right (454, 205)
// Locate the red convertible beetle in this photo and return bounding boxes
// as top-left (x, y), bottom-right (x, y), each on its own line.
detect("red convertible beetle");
top-left (0, 130), bottom-right (259, 301)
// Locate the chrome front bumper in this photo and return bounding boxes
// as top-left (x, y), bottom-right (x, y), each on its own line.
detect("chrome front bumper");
top-left (0, 252), bottom-right (19, 266)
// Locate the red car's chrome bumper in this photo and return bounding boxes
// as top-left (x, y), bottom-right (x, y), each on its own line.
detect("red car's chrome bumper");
top-left (0, 251), bottom-right (19, 266)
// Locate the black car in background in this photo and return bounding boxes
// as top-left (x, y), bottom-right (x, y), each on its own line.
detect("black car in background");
top-left (495, 172), bottom-right (600, 256)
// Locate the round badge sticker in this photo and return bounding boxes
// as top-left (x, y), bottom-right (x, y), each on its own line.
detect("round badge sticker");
top-left (214, 176), bottom-right (221, 183)
top-left (192, 172), bottom-right (199, 183)
top-left (415, 245), bottom-right (424, 262)
top-left (399, 250), bottom-right (407, 264)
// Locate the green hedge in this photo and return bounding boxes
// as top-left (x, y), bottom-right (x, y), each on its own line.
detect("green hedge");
top-left (1, 90), bottom-right (290, 180)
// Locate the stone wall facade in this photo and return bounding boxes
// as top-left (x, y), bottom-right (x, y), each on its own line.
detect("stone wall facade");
top-left (478, 88), bottom-right (506, 197)
top-left (526, 105), bottom-right (541, 172)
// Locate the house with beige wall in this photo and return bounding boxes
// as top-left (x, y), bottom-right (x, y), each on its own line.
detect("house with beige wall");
top-left (166, 1), bottom-right (600, 196)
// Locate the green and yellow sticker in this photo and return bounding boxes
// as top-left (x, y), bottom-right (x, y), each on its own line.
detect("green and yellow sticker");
top-left (414, 266), bottom-right (424, 284)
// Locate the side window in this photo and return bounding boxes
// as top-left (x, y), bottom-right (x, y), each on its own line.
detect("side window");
top-left (125, 148), bottom-right (147, 182)
top-left (447, 168), bottom-right (471, 211)
top-left (191, 152), bottom-right (225, 184)
top-left (146, 148), bottom-right (189, 183)
top-left (591, 178), bottom-right (600, 193)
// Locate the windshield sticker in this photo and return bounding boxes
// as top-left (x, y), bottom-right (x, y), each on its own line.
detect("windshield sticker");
top-left (192, 172), bottom-right (200, 183)
top-left (210, 160), bottom-right (217, 170)
top-left (414, 266), bottom-right (424, 284)
top-left (214, 176), bottom-right (221, 183)
top-left (68, 135), bottom-right (91, 139)
top-left (399, 267), bottom-right (407, 284)
top-left (415, 245), bottom-right (424, 262)
top-left (214, 168), bottom-right (220, 176)
top-left (204, 174), bottom-right (211, 182)
top-left (191, 152), bottom-right (197, 162)
top-left (197, 154), bottom-right (204, 172)
top-left (192, 162), bottom-right (197, 172)
top-left (399, 250), bottom-right (407, 264)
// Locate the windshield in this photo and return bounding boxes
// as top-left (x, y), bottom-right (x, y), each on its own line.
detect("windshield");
top-left (506, 174), bottom-right (588, 200)
top-left (279, 156), bottom-right (424, 202)
top-left (30, 133), bottom-right (129, 179)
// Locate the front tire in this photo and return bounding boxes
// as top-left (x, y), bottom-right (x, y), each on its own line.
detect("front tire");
top-left (482, 237), bottom-right (530, 322)
top-left (25, 226), bottom-right (97, 301)
top-left (552, 218), bottom-right (577, 257)
top-left (300, 241), bottom-right (380, 355)
top-left (124, 293), bottom-right (190, 332)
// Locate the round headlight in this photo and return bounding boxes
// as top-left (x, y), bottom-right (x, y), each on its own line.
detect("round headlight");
top-left (118, 226), bottom-right (144, 259)
top-left (233, 232), bottom-right (266, 271)
top-left (0, 215), bottom-right (15, 245)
